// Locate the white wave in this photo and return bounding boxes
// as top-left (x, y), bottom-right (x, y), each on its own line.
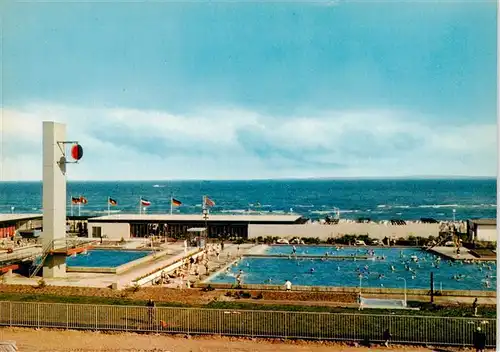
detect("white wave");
top-left (92, 210), bottom-right (122, 214)
top-left (377, 205), bottom-right (387, 208)
top-left (419, 204), bottom-right (459, 208)
top-left (220, 209), bottom-right (251, 214)
top-left (295, 204), bottom-right (314, 208)
top-left (152, 184), bottom-right (165, 188)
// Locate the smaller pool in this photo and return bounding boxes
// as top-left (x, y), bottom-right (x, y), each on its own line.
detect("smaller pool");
top-left (66, 249), bottom-right (153, 268)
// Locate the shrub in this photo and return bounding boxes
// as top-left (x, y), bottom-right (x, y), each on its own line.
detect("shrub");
top-left (36, 278), bottom-right (47, 289)
top-left (325, 237), bottom-right (336, 245)
top-left (256, 236), bottom-right (263, 243)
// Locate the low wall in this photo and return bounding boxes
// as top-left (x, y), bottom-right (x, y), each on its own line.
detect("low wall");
top-left (248, 223), bottom-right (440, 240)
top-left (196, 282), bottom-right (496, 298)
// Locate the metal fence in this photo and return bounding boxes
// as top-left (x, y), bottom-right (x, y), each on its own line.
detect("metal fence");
top-left (0, 301), bottom-right (495, 347)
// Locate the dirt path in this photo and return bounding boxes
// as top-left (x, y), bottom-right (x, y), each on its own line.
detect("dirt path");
top-left (0, 328), bottom-right (482, 352)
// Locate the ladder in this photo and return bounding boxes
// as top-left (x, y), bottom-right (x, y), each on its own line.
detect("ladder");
top-left (29, 239), bottom-right (56, 278)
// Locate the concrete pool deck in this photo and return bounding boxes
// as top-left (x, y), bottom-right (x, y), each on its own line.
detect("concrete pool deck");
top-left (428, 246), bottom-right (496, 262)
top-left (4, 244), bottom-right (202, 288)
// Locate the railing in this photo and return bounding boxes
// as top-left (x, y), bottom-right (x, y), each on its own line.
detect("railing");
top-left (29, 238), bottom-right (97, 277)
top-left (0, 301), bottom-right (495, 347)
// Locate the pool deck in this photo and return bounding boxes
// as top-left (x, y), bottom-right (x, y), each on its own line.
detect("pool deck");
top-left (428, 246), bottom-right (496, 262)
top-left (4, 243), bottom-right (201, 288)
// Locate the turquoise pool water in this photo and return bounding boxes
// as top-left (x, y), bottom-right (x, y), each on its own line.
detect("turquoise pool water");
top-left (66, 249), bottom-right (153, 268)
top-left (208, 246), bottom-right (496, 291)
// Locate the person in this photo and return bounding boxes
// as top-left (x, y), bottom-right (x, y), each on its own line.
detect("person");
top-left (473, 298), bottom-right (478, 317)
top-left (383, 329), bottom-right (392, 347)
top-left (473, 326), bottom-right (486, 352)
top-left (146, 299), bottom-right (156, 325)
top-left (284, 280), bottom-right (292, 291)
top-left (221, 241), bottom-right (224, 251)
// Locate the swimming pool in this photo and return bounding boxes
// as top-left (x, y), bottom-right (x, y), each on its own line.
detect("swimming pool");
top-left (66, 249), bottom-right (153, 268)
top-left (208, 246), bottom-right (496, 291)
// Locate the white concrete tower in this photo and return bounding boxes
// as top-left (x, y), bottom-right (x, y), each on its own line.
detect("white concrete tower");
top-left (42, 121), bottom-right (67, 278)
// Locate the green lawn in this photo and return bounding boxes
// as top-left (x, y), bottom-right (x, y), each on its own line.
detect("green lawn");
top-left (0, 299), bottom-right (495, 347)
top-left (0, 292), bottom-right (495, 318)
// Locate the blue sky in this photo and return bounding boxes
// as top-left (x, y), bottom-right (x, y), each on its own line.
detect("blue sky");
top-left (1, 1), bottom-right (497, 181)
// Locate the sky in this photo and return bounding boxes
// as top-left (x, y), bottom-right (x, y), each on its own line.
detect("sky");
top-left (0, 1), bottom-right (497, 181)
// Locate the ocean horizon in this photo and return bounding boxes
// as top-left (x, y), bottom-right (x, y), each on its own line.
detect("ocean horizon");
top-left (0, 178), bottom-right (496, 221)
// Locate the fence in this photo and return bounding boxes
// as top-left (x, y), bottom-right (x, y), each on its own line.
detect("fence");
top-left (0, 301), bottom-right (495, 347)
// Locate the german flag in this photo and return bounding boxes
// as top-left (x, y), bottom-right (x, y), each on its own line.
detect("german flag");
top-left (79, 196), bottom-right (88, 205)
top-left (171, 198), bottom-right (182, 206)
top-left (71, 197), bottom-right (81, 205)
top-left (109, 198), bottom-right (117, 206)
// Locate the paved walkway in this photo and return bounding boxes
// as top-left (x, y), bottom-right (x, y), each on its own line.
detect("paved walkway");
top-left (428, 246), bottom-right (494, 261)
top-left (160, 243), bottom-right (257, 288)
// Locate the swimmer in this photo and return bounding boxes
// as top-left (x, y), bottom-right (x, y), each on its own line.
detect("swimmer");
top-left (310, 268), bottom-right (315, 273)
top-left (378, 274), bottom-right (384, 279)
top-left (337, 266), bottom-right (340, 271)
top-left (390, 265), bottom-right (395, 272)
top-left (411, 275), bottom-right (416, 280)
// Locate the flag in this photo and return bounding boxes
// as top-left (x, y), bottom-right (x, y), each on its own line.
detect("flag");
top-left (71, 197), bottom-right (81, 204)
top-left (79, 196), bottom-right (88, 204)
top-left (204, 197), bottom-right (215, 207)
top-left (141, 198), bottom-right (151, 206)
top-left (109, 198), bottom-right (117, 206)
top-left (171, 198), bottom-right (182, 206)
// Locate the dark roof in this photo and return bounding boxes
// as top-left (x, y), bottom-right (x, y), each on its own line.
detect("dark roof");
top-left (469, 219), bottom-right (496, 226)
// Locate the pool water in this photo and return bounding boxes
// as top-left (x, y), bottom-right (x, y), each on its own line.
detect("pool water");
top-left (208, 246), bottom-right (496, 291)
top-left (66, 249), bottom-right (153, 268)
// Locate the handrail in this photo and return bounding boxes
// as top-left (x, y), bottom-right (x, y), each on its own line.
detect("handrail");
top-left (29, 238), bottom-right (97, 277)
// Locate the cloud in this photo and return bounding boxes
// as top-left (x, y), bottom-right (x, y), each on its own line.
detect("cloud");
top-left (0, 103), bottom-right (496, 181)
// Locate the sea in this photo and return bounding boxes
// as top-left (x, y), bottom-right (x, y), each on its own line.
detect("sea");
top-left (0, 179), bottom-right (497, 221)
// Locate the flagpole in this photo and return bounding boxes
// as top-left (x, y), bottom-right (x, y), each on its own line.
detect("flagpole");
top-left (170, 195), bottom-right (173, 215)
top-left (70, 195), bottom-right (73, 216)
top-left (78, 196), bottom-right (81, 216)
top-left (107, 197), bottom-right (110, 216)
top-left (139, 196), bottom-right (141, 215)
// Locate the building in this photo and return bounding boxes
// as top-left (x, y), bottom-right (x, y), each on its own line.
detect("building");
top-left (467, 219), bottom-right (497, 242)
top-left (0, 214), bottom-right (42, 238)
top-left (87, 214), bottom-right (306, 241)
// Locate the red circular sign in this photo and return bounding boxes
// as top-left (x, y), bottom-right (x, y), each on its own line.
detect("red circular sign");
top-left (71, 144), bottom-right (83, 160)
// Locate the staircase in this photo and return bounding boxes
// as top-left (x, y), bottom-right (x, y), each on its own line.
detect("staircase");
top-left (29, 238), bottom-right (96, 278)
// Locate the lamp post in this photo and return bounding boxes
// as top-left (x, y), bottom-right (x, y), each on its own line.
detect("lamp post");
top-left (202, 208), bottom-right (209, 247)
top-left (359, 274), bottom-right (363, 294)
top-left (398, 277), bottom-right (407, 307)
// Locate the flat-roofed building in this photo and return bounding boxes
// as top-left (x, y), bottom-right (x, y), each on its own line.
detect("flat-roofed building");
top-left (0, 214), bottom-right (43, 238)
top-left (467, 219), bottom-right (497, 242)
top-left (87, 213), bottom-right (306, 241)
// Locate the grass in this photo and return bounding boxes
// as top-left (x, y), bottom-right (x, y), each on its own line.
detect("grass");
top-left (0, 292), bottom-right (495, 318)
top-left (0, 299), bottom-right (495, 347)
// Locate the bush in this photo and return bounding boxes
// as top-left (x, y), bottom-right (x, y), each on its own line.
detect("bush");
top-left (254, 292), bottom-right (264, 300)
top-left (202, 285), bottom-right (215, 292)
top-left (256, 236), bottom-right (263, 243)
top-left (302, 237), bottom-right (321, 245)
top-left (127, 283), bottom-right (141, 293)
top-left (36, 278), bottom-right (47, 289)
top-left (326, 237), bottom-right (336, 245)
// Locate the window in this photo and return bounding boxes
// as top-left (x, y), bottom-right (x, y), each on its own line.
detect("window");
top-left (92, 226), bottom-right (102, 238)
